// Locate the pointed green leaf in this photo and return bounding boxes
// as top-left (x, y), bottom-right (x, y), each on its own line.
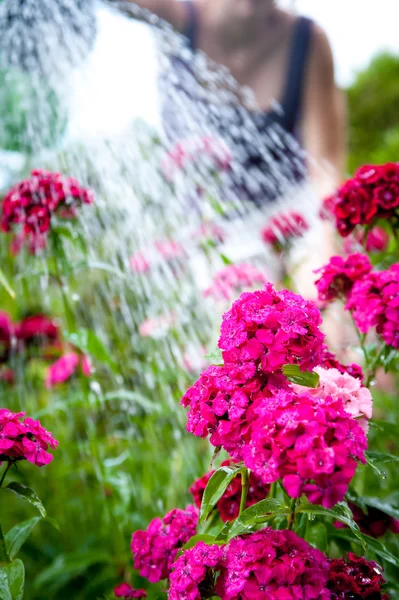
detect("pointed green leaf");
top-left (227, 499), bottom-right (289, 541)
top-left (199, 465), bottom-right (246, 523)
top-left (282, 365), bottom-right (320, 388)
top-left (182, 535), bottom-right (220, 551)
top-left (296, 501), bottom-right (363, 546)
top-left (0, 268), bottom-right (15, 300)
top-left (366, 451), bottom-right (399, 465)
top-left (305, 522), bottom-right (328, 552)
top-left (5, 517), bottom-right (41, 561)
top-left (328, 527), bottom-right (399, 568)
top-left (64, 328), bottom-right (117, 372)
top-left (0, 524), bottom-right (10, 563)
top-left (0, 559), bottom-right (25, 600)
top-left (5, 482), bottom-right (47, 517)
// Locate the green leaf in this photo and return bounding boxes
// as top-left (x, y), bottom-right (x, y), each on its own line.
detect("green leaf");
top-left (282, 365), bottom-right (320, 388)
top-left (227, 499), bottom-right (289, 541)
top-left (104, 390), bottom-right (160, 414)
top-left (64, 328), bottom-right (117, 372)
top-left (0, 559), bottom-right (25, 600)
top-left (366, 451), bottom-right (399, 465)
top-left (220, 254), bottom-right (233, 266)
top-left (0, 268), bottom-right (15, 300)
top-left (5, 482), bottom-right (47, 518)
top-left (199, 465), bottom-right (246, 523)
top-left (5, 517), bottom-right (41, 561)
top-left (205, 348), bottom-right (224, 366)
top-left (296, 501), bottom-right (363, 545)
top-left (0, 524), bottom-right (10, 563)
top-left (182, 535), bottom-right (219, 551)
top-left (305, 521), bottom-right (328, 552)
top-left (328, 527), bottom-right (399, 568)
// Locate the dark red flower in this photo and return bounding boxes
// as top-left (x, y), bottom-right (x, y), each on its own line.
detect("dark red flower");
top-left (114, 583), bottom-right (147, 598)
top-left (328, 552), bottom-right (388, 599)
top-left (1, 170), bottom-right (94, 253)
top-left (189, 459), bottom-right (270, 522)
top-left (315, 253), bottom-right (372, 304)
top-left (15, 314), bottom-right (59, 348)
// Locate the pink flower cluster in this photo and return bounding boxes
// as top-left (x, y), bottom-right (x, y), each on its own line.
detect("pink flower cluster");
top-left (302, 366), bottom-right (373, 426)
top-left (0, 312), bottom-right (91, 387)
top-left (347, 263), bottom-right (399, 349)
top-left (169, 532), bottom-right (388, 600)
top-left (243, 390), bottom-right (367, 508)
top-left (45, 352), bottom-right (92, 388)
top-left (203, 264), bottom-right (269, 302)
top-left (327, 553), bottom-right (389, 599)
top-left (131, 505), bottom-right (198, 583)
top-left (329, 162), bottom-right (399, 237)
top-left (215, 529), bottom-right (330, 600)
top-left (0, 409), bottom-right (58, 467)
top-left (1, 170), bottom-right (94, 254)
top-left (219, 285), bottom-right (325, 375)
top-left (189, 459), bottom-right (270, 522)
top-left (161, 135), bottom-right (232, 183)
top-left (314, 253), bottom-right (372, 304)
top-left (114, 583), bottom-right (147, 598)
top-left (261, 211), bottom-right (309, 251)
top-left (181, 364), bottom-right (286, 460)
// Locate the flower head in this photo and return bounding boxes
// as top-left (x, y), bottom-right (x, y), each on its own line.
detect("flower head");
top-left (169, 542), bottom-right (223, 600)
top-left (45, 352), bottom-right (91, 388)
top-left (0, 409), bottom-right (58, 467)
top-left (315, 253), bottom-right (372, 304)
top-left (131, 505), bottom-right (198, 584)
top-left (219, 284), bottom-right (325, 376)
top-left (243, 390), bottom-right (367, 508)
top-left (331, 162), bottom-right (399, 236)
top-left (1, 170), bottom-right (94, 253)
top-left (261, 211), bottom-right (309, 251)
top-left (16, 314), bottom-right (59, 347)
top-left (347, 263), bottom-right (399, 349)
top-left (181, 364), bottom-right (287, 460)
top-left (114, 583), bottom-right (147, 598)
top-left (327, 552), bottom-right (388, 599)
top-left (216, 528), bottom-right (330, 599)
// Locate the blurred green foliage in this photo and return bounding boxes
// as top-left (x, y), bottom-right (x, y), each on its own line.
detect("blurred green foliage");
top-left (347, 52), bottom-right (399, 173)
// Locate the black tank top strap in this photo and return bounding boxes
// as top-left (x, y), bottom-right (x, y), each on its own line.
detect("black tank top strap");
top-left (279, 16), bottom-right (313, 134)
top-left (182, 1), bottom-right (199, 51)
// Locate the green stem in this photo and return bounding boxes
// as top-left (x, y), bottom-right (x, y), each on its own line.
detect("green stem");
top-left (51, 235), bottom-right (76, 333)
top-left (287, 497), bottom-right (297, 530)
top-left (0, 462), bottom-right (12, 487)
top-left (365, 345), bottom-right (386, 387)
top-left (269, 482), bottom-right (277, 499)
top-left (239, 468), bottom-right (249, 516)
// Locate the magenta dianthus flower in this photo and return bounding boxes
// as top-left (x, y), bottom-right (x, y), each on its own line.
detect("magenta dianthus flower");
top-left (219, 284), bottom-right (325, 375)
top-left (0, 409), bottom-right (58, 467)
top-left (243, 390), bottom-right (367, 508)
top-left (131, 505), bottom-right (198, 584)
top-left (315, 253), bottom-right (372, 304)
top-left (261, 211), bottom-right (309, 251)
top-left (181, 364), bottom-right (287, 460)
top-left (347, 263), bottom-right (399, 349)
top-left (169, 542), bottom-right (223, 600)
top-left (216, 528), bottom-right (330, 599)
top-left (114, 583), bottom-right (147, 598)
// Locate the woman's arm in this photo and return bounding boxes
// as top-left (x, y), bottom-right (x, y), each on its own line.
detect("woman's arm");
top-left (302, 25), bottom-right (347, 199)
top-left (110, 0), bottom-right (187, 31)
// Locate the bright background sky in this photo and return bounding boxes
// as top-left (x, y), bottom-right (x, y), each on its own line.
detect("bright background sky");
top-left (290, 0), bottom-right (399, 86)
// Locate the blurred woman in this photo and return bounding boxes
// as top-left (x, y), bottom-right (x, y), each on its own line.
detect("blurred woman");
top-left (116, 0), bottom-right (346, 200)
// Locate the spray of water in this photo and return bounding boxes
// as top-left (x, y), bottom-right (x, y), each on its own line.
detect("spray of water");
top-left (0, 1), bottom-right (325, 596)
